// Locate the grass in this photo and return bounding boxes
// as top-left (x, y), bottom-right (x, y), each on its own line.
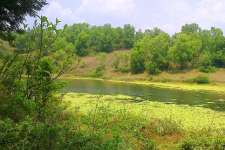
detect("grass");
top-left (63, 93), bottom-right (225, 149)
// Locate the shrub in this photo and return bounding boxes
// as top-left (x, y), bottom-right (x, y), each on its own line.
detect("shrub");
top-left (0, 118), bottom-right (64, 150)
top-left (142, 139), bottom-right (156, 150)
top-left (145, 62), bottom-right (160, 75)
top-left (112, 53), bottom-right (130, 73)
top-left (198, 51), bottom-right (213, 72)
top-left (199, 66), bottom-right (216, 73)
top-left (145, 118), bottom-right (182, 136)
top-left (130, 49), bottom-right (145, 74)
top-left (90, 65), bottom-right (105, 77)
top-left (79, 61), bottom-right (87, 68)
top-left (212, 51), bottom-right (225, 68)
top-left (90, 53), bottom-right (106, 77)
top-left (180, 136), bottom-right (225, 150)
top-left (192, 76), bottom-right (210, 84)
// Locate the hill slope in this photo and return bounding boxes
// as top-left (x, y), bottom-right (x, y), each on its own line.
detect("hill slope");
top-left (68, 50), bottom-right (225, 83)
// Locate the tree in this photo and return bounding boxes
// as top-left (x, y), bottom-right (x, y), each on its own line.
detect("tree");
top-left (181, 23), bottom-right (201, 33)
top-left (1, 16), bottom-right (73, 121)
top-left (130, 48), bottom-right (145, 74)
top-left (74, 31), bottom-right (90, 56)
top-left (123, 24), bottom-right (135, 49)
top-left (0, 0), bottom-right (47, 32)
top-left (200, 27), bottom-right (225, 68)
top-left (131, 32), bottom-right (170, 74)
top-left (168, 33), bottom-right (202, 70)
top-left (145, 33), bottom-right (170, 74)
top-left (144, 27), bottom-right (164, 37)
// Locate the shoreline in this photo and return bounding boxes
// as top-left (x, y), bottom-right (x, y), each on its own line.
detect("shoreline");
top-left (61, 75), bottom-right (225, 93)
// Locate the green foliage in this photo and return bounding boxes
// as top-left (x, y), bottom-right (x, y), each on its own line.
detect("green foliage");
top-left (168, 33), bottom-right (202, 70)
top-left (145, 62), bottom-right (160, 75)
top-left (131, 32), bottom-right (170, 74)
top-left (0, 17), bottom-right (77, 150)
top-left (212, 50), bottom-right (225, 68)
top-left (112, 52), bottom-right (130, 73)
top-left (199, 66), bottom-right (216, 73)
top-left (181, 23), bottom-right (201, 33)
top-left (123, 24), bottom-right (135, 49)
top-left (74, 31), bottom-right (90, 56)
top-left (91, 65), bottom-right (105, 78)
top-left (0, 118), bottom-right (65, 150)
top-left (15, 22), bottom-right (225, 74)
top-left (130, 49), bottom-right (145, 74)
top-left (77, 97), bottom-right (156, 150)
top-left (180, 136), bottom-right (225, 150)
top-left (0, 0), bottom-right (47, 32)
top-left (52, 23), bottom-right (136, 56)
top-left (192, 76), bottom-right (210, 84)
top-left (90, 53), bottom-right (106, 77)
top-left (148, 118), bottom-right (182, 136)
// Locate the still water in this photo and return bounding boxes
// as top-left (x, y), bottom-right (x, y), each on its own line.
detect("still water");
top-left (63, 79), bottom-right (225, 111)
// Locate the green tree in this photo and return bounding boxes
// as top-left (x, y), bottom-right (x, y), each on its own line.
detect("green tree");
top-left (200, 27), bottom-right (225, 68)
top-left (131, 32), bottom-right (170, 74)
top-left (1, 16), bottom-right (73, 121)
top-left (0, 0), bottom-right (47, 40)
top-left (130, 48), bottom-right (145, 74)
top-left (145, 33), bottom-right (170, 74)
top-left (181, 23), bottom-right (201, 33)
top-left (123, 24), bottom-right (135, 49)
top-left (74, 31), bottom-right (90, 56)
top-left (168, 33), bottom-right (202, 70)
top-left (144, 27), bottom-right (164, 37)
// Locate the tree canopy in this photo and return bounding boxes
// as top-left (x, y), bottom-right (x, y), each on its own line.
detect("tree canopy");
top-left (0, 0), bottom-right (47, 32)
top-left (14, 22), bottom-right (225, 74)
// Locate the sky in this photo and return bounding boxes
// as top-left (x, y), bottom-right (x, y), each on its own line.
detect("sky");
top-left (27, 0), bottom-right (225, 34)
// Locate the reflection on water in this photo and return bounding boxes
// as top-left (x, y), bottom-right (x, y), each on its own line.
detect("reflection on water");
top-left (63, 79), bottom-right (225, 111)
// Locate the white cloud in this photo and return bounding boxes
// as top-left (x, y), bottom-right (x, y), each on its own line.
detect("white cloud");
top-left (194, 0), bottom-right (225, 27)
top-left (139, 0), bottom-right (225, 34)
top-left (41, 0), bottom-right (84, 24)
top-left (77, 0), bottom-right (136, 18)
top-left (28, 0), bottom-right (225, 34)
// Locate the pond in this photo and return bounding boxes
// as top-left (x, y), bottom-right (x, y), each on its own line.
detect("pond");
top-left (63, 79), bottom-right (225, 111)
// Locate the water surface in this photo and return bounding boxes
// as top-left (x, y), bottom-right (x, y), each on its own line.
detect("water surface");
top-left (63, 79), bottom-right (225, 111)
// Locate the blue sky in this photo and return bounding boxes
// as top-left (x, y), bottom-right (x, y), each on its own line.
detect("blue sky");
top-left (27, 0), bottom-right (225, 34)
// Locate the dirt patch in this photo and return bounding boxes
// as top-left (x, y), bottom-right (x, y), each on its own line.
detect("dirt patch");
top-left (140, 119), bottom-right (184, 149)
top-left (70, 50), bottom-right (225, 83)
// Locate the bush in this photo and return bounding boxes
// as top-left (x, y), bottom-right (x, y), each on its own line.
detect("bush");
top-left (144, 118), bottom-right (182, 136)
top-left (198, 51), bottom-right (213, 72)
top-left (145, 62), bottom-right (160, 75)
top-left (199, 66), bottom-right (216, 73)
top-left (212, 51), bottom-right (225, 68)
top-left (130, 50), bottom-right (145, 74)
top-left (142, 139), bottom-right (156, 150)
top-left (180, 136), bottom-right (225, 150)
top-left (90, 65), bottom-right (105, 77)
top-left (112, 53), bottom-right (130, 73)
top-left (0, 118), bottom-right (65, 150)
top-left (192, 76), bottom-right (210, 84)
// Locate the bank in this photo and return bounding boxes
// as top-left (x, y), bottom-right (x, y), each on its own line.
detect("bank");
top-left (61, 75), bottom-right (225, 93)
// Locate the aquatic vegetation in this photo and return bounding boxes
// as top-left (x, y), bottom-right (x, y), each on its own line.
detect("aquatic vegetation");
top-left (64, 93), bottom-right (225, 131)
top-left (63, 93), bottom-right (225, 149)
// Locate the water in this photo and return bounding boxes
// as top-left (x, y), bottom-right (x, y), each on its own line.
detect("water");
top-left (63, 79), bottom-right (225, 111)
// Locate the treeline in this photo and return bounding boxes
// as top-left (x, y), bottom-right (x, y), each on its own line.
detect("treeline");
top-left (15, 23), bottom-right (136, 56)
top-left (131, 24), bottom-right (225, 74)
top-left (15, 23), bottom-right (225, 74)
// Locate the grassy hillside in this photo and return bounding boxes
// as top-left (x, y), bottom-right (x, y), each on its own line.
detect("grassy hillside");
top-left (68, 50), bottom-right (225, 83)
